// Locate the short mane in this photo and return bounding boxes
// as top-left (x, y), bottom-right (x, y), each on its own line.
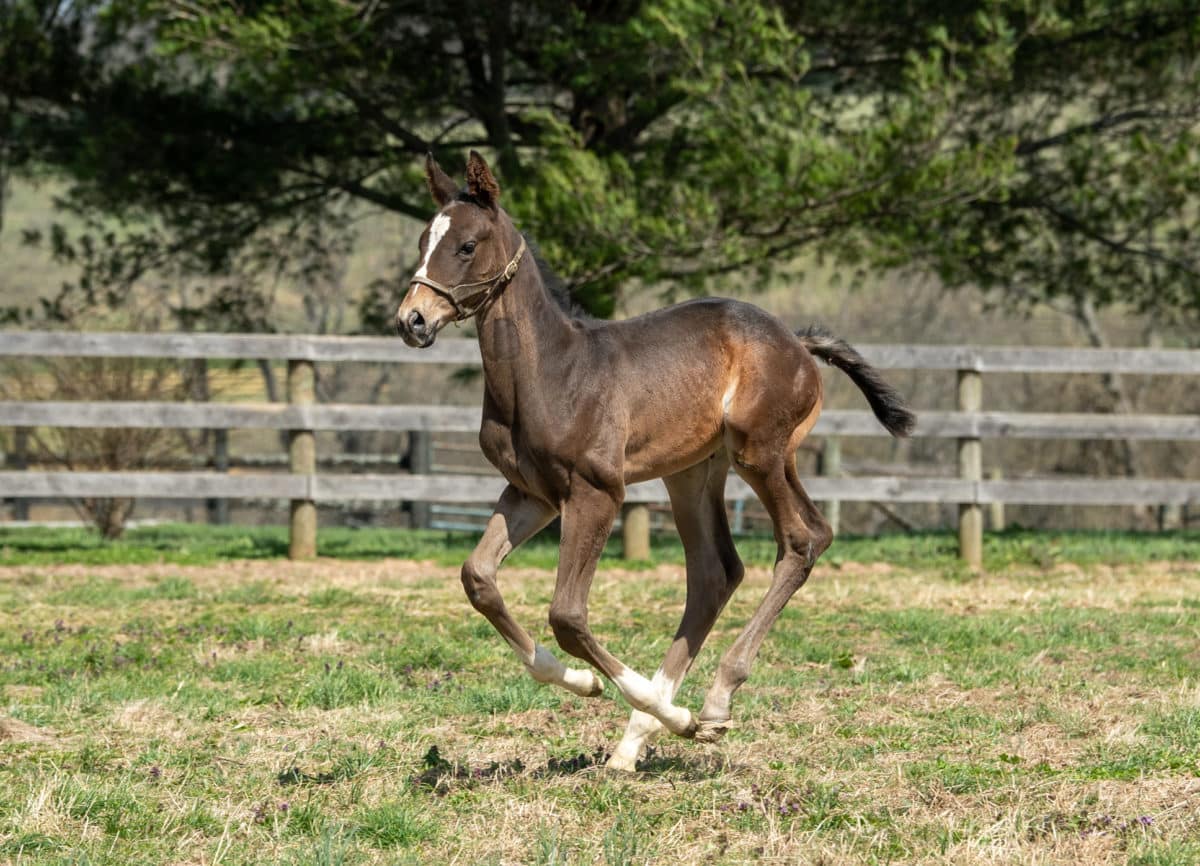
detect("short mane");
top-left (526, 234), bottom-right (591, 319)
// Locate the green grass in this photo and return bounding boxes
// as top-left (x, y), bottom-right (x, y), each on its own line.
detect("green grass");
top-left (0, 539), bottom-right (1198, 863)
top-left (0, 522), bottom-right (1196, 570)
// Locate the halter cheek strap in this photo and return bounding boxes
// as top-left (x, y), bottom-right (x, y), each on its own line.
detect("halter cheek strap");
top-left (410, 236), bottom-right (528, 321)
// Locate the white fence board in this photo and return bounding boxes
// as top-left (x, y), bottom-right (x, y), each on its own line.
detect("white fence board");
top-left (0, 331), bottom-right (480, 364)
top-left (3, 331), bottom-right (1199, 374)
top-left (5, 471), bottom-right (1196, 507)
top-left (3, 402), bottom-right (1198, 442)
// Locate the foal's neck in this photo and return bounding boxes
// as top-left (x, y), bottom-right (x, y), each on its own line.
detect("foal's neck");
top-left (475, 220), bottom-right (575, 385)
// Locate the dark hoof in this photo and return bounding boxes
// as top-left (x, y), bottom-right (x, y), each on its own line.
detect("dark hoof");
top-left (694, 717), bottom-right (731, 743)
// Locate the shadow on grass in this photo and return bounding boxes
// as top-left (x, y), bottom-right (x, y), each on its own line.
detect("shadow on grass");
top-left (411, 744), bottom-right (633, 794)
top-left (410, 743), bottom-right (726, 793)
top-left (277, 767), bottom-right (341, 787)
top-left (634, 748), bottom-right (732, 780)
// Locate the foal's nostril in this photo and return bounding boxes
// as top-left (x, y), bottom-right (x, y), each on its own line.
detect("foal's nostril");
top-left (408, 310), bottom-right (427, 335)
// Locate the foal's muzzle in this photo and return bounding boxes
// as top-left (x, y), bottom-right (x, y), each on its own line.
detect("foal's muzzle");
top-left (395, 283), bottom-right (447, 348)
top-left (396, 307), bottom-right (434, 348)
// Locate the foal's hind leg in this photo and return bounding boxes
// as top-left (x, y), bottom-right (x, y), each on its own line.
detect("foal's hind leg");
top-left (608, 455), bottom-right (744, 771)
top-left (696, 454), bottom-right (832, 741)
top-left (462, 484), bottom-right (604, 698)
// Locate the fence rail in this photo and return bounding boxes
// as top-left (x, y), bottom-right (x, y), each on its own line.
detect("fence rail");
top-left (3, 471), bottom-right (1197, 507)
top-left (3, 330), bottom-right (1199, 565)
top-left (5, 331), bottom-right (1198, 374)
top-left (2, 401), bottom-right (1199, 442)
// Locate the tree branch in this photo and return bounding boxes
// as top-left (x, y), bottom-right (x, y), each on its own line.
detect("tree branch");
top-left (1015, 108), bottom-right (1177, 156)
top-left (1035, 200), bottom-right (1199, 279)
top-left (339, 89), bottom-right (430, 154)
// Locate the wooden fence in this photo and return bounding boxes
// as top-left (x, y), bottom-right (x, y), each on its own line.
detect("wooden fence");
top-left (2, 331), bottom-right (1198, 565)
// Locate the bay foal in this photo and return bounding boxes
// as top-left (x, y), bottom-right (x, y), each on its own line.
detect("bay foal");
top-left (396, 152), bottom-right (915, 771)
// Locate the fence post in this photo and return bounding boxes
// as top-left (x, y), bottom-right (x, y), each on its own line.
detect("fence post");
top-left (958, 369), bottom-right (983, 568)
top-left (407, 431), bottom-right (432, 529)
top-left (622, 503), bottom-right (651, 560)
top-left (818, 437), bottom-right (842, 534)
top-left (987, 467), bottom-right (1005, 532)
top-left (1158, 503), bottom-right (1183, 532)
top-left (287, 359), bottom-right (317, 559)
top-left (207, 428), bottom-right (230, 525)
top-left (9, 428), bottom-right (30, 521)
top-left (731, 499), bottom-right (745, 535)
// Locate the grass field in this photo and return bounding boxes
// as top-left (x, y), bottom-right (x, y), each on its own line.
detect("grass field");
top-left (1, 526), bottom-right (1199, 864)
top-left (1, 523), bottom-right (1198, 571)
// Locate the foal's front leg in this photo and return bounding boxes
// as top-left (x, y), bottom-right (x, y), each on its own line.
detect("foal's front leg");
top-left (462, 484), bottom-right (603, 698)
top-left (548, 482), bottom-right (698, 737)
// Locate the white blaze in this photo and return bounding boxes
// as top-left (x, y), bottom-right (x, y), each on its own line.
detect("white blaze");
top-left (414, 210), bottom-right (453, 280)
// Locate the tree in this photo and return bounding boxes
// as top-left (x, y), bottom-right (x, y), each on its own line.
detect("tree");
top-left (808, 1), bottom-right (1200, 329)
top-left (1, 0), bottom-right (1197, 325)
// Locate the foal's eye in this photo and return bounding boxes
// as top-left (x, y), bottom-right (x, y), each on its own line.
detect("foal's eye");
top-left (460, 241), bottom-right (476, 255)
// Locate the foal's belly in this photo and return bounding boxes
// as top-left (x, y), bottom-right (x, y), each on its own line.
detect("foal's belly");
top-left (621, 402), bottom-right (727, 484)
top-left (623, 434), bottom-right (725, 484)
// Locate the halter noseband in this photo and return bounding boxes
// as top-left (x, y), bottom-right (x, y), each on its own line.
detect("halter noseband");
top-left (410, 236), bottom-right (527, 321)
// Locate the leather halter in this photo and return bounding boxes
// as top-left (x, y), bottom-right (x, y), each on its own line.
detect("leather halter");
top-left (410, 236), bottom-right (527, 321)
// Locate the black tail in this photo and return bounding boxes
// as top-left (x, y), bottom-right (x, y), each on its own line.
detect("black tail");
top-left (797, 325), bottom-right (916, 438)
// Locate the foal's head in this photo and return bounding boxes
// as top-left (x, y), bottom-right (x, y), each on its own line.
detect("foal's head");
top-left (395, 151), bottom-right (522, 347)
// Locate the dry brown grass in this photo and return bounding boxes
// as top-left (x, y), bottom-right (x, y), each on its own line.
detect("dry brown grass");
top-left (2, 557), bottom-right (1199, 864)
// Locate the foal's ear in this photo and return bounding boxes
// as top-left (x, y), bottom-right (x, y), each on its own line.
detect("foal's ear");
top-left (465, 150), bottom-right (500, 211)
top-left (425, 153), bottom-right (458, 207)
